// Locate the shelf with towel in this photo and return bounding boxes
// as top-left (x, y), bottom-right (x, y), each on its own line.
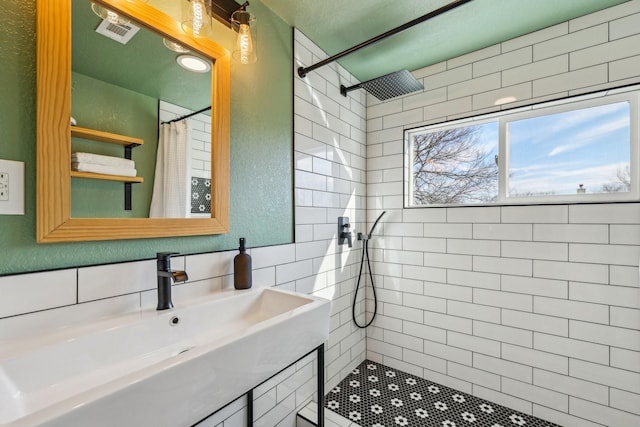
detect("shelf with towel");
top-left (70, 171), bottom-right (144, 183)
top-left (70, 126), bottom-right (144, 210)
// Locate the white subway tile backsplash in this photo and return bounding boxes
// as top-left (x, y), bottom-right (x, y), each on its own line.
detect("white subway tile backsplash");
top-left (473, 320), bottom-right (533, 348)
top-left (402, 292), bottom-right (447, 314)
top-left (534, 369), bottom-right (609, 405)
top-left (402, 320), bottom-right (447, 345)
top-left (610, 306), bottom-right (640, 330)
top-left (502, 241), bottom-right (568, 261)
top-left (448, 361), bottom-right (501, 390)
top-left (502, 377), bottom-right (568, 412)
top-left (569, 282), bottom-right (640, 309)
top-left (570, 359), bottom-right (640, 394)
top-left (78, 259), bottom-right (155, 302)
top-left (424, 252), bottom-right (472, 270)
top-left (610, 388), bottom-right (640, 416)
top-left (472, 83), bottom-right (532, 110)
top-left (502, 22), bottom-right (568, 53)
top-left (423, 311), bottom-right (472, 335)
top-left (533, 260), bottom-right (608, 284)
top-left (403, 348), bottom-right (447, 374)
top-left (611, 347), bottom-right (640, 373)
top-left (474, 47), bottom-right (532, 78)
top-left (570, 243), bottom-right (640, 266)
top-left (610, 54), bottom-right (640, 81)
top-left (569, 203), bottom-right (640, 224)
top-left (448, 45), bottom-right (502, 69)
top-left (447, 269), bottom-right (501, 290)
top-left (473, 223), bottom-right (532, 241)
top-left (402, 87), bottom-right (447, 111)
top-left (501, 275), bottom-right (568, 298)
top-left (403, 236), bottom-right (447, 253)
top-left (0, 269), bottom-right (77, 318)
top-left (384, 329), bottom-right (423, 352)
top-left (534, 296), bottom-right (609, 324)
top-left (502, 344), bottom-right (568, 374)
top-left (570, 320), bottom-right (640, 351)
top-left (423, 97), bottom-right (473, 121)
top-left (402, 264), bottom-right (447, 284)
top-left (448, 73), bottom-right (502, 100)
top-left (502, 55), bottom-right (569, 87)
top-left (473, 256), bottom-right (533, 277)
top-left (571, 33), bottom-right (640, 70)
top-left (533, 332), bottom-right (609, 365)
top-left (447, 206), bottom-right (501, 223)
top-left (474, 353), bottom-right (533, 383)
top-left (428, 65), bottom-right (473, 91)
top-left (534, 24), bottom-right (608, 62)
top-left (421, 281), bottom-right (470, 303)
top-left (532, 64), bottom-right (608, 97)
top-left (533, 224), bottom-right (608, 244)
top-left (424, 223), bottom-right (472, 239)
top-left (448, 331), bottom-right (501, 357)
top-left (568, 398), bottom-right (640, 427)
top-left (502, 309), bottom-right (568, 336)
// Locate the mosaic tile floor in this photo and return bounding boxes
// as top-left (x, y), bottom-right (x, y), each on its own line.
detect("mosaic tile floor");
top-left (325, 360), bottom-right (560, 427)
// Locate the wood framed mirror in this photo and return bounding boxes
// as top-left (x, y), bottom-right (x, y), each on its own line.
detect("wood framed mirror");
top-left (37, 0), bottom-right (230, 242)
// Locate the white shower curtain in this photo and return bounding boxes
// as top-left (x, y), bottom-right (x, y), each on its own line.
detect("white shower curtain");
top-left (149, 121), bottom-right (192, 218)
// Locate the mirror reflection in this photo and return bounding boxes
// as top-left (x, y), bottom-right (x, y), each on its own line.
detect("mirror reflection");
top-left (70, 0), bottom-right (212, 218)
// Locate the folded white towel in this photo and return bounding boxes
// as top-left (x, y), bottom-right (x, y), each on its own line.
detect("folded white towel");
top-left (71, 152), bottom-right (135, 169)
top-left (72, 162), bottom-right (137, 177)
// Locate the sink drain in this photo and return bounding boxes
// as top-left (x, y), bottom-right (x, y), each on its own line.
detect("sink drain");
top-left (169, 316), bottom-right (180, 326)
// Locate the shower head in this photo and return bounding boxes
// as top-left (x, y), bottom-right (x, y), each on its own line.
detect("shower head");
top-left (369, 211), bottom-right (386, 236)
top-left (340, 70), bottom-right (423, 101)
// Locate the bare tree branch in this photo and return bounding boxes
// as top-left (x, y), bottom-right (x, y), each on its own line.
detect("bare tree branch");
top-left (412, 126), bottom-right (498, 204)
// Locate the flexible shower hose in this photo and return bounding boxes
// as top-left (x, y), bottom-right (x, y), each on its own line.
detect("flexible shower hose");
top-left (352, 211), bottom-right (386, 329)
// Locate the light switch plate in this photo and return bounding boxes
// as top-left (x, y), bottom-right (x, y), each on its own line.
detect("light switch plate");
top-left (0, 159), bottom-right (25, 215)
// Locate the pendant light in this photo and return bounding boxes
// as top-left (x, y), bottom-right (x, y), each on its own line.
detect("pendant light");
top-left (231, 4), bottom-right (257, 64)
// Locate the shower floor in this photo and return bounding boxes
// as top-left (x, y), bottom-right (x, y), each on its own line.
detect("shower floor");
top-left (324, 360), bottom-right (560, 427)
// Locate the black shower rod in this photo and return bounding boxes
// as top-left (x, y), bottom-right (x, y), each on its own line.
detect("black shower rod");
top-left (297, 0), bottom-right (474, 78)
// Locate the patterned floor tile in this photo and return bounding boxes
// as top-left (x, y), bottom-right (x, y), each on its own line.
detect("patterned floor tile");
top-left (325, 360), bottom-right (560, 427)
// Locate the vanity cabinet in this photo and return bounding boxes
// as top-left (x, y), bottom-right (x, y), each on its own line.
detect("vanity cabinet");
top-left (71, 126), bottom-right (144, 209)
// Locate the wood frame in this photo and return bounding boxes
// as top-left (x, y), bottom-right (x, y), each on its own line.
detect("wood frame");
top-left (36, 0), bottom-right (230, 242)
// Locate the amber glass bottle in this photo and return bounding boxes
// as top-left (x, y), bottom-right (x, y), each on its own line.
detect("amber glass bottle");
top-left (234, 237), bottom-right (252, 289)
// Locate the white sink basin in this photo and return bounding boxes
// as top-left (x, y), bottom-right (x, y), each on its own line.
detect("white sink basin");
top-left (0, 287), bottom-right (330, 427)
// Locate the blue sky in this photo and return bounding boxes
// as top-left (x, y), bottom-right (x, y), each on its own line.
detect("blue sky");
top-left (508, 101), bottom-right (630, 195)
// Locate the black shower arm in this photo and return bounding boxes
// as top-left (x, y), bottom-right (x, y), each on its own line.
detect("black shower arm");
top-left (297, 0), bottom-right (474, 78)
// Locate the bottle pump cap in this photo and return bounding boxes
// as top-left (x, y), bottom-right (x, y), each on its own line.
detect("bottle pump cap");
top-left (239, 237), bottom-right (246, 252)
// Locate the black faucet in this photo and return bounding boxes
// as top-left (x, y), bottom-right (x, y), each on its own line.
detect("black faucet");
top-left (156, 252), bottom-right (189, 310)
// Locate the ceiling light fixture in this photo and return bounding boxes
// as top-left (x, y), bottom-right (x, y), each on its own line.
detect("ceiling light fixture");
top-left (163, 38), bottom-right (190, 53)
top-left (182, 0), bottom-right (257, 64)
top-left (176, 54), bottom-right (212, 73)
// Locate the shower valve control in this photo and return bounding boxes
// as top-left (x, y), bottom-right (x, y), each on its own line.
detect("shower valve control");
top-left (338, 216), bottom-right (352, 248)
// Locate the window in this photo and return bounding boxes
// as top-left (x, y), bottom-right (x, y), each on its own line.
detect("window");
top-left (405, 87), bottom-right (638, 207)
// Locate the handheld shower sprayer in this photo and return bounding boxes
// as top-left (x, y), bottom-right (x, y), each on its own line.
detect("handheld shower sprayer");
top-left (352, 211), bottom-right (386, 328)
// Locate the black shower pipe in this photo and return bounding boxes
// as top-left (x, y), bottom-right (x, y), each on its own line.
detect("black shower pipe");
top-left (297, 0), bottom-right (474, 78)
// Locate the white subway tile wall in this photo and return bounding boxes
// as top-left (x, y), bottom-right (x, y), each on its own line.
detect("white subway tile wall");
top-left (366, 2), bottom-right (640, 426)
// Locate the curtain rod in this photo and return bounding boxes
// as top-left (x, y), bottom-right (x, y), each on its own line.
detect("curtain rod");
top-left (297, 0), bottom-right (474, 78)
top-left (162, 106), bottom-right (211, 124)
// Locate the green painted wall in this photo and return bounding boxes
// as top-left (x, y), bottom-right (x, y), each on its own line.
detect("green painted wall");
top-left (71, 72), bottom-right (158, 218)
top-left (0, 0), bottom-right (293, 275)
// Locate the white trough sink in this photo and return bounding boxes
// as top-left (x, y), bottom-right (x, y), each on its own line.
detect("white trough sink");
top-left (0, 287), bottom-right (331, 427)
